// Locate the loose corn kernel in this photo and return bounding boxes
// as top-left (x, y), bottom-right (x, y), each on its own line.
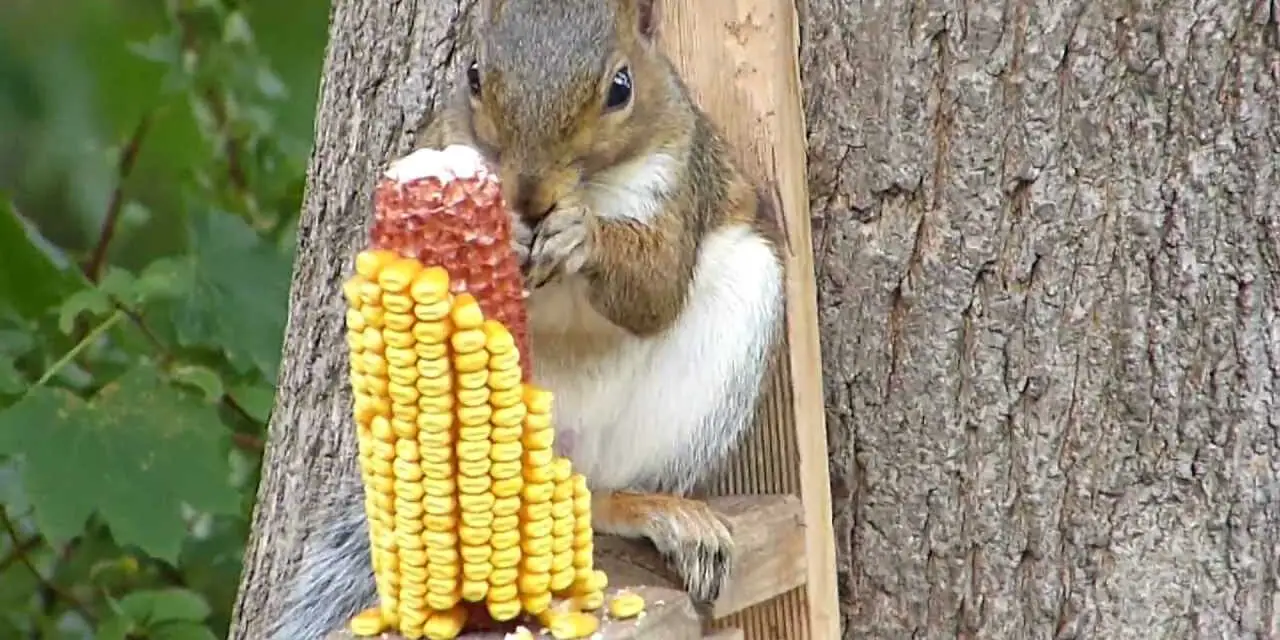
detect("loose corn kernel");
top-left (608, 590), bottom-right (647, 619)
top-left (348, 608), bottom-right (387, 636)
top-left (547, 611), bottom-right (601, 639)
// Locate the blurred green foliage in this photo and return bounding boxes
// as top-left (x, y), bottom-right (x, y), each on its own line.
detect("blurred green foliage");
top-left (0, 0), bottom-right (328, 637)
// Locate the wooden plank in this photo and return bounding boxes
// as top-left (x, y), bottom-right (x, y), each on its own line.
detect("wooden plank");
top-left (704, 630), bottom-right (746, 640)
top-left (655, 1), bottom-right (841, 639)
top-left (707, 496), bottom-right (806, 618)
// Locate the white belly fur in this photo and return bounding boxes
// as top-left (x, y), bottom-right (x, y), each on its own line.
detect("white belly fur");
top-left (526, 223), bottom-right (783, 494)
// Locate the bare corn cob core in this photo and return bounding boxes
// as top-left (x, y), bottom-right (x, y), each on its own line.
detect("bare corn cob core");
top-left (340, 145), bottom-right (635, 640)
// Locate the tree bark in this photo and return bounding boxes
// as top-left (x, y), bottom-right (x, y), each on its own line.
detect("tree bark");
top-left (801, 1), bottom-right (1280, 638)
top-left (228, 2), bottom-right (472, 638)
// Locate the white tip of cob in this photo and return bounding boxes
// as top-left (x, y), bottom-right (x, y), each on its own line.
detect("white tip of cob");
top-left (385, 144), bottom-right (487, 183)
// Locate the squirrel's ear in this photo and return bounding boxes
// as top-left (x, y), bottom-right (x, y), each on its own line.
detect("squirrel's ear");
top-left (633, 0), bottom-right (658, 41)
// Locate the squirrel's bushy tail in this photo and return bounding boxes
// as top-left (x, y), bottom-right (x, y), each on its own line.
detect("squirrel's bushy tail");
top-left (268, 475), bottom-right (376, 640)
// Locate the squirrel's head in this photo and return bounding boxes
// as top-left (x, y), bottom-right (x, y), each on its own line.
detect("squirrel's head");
top-left (466, 0), bottom-right (674, 222)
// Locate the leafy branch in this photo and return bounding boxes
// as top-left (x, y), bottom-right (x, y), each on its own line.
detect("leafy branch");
top-left (0, 0), bottom-right (316, 636)
top-left (0, 506), bottom-right (97, 626)
top-left (84, 115), bottom-right (154, 284)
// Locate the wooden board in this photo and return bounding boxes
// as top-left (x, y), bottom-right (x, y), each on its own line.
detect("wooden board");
top-left (655, 1), bottom-right (841, 638)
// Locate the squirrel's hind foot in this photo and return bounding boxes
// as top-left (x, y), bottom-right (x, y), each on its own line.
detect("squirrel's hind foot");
top-left (591, 490), bottom-right (735, 606)
top-left (665, 515), bottom-right (735, 604)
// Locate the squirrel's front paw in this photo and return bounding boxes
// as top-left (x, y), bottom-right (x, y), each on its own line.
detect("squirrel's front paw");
top-left (527, 203), bottom-right (593, 290)
top-left (509, 211), bottom-right (534, 270)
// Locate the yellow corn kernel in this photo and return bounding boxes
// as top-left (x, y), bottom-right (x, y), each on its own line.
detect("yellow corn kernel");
top-left (491, 460), bottom-right (523, 480)
top-left (548, 611), bottom-right (600, 639)
top-left (519, 571), bottom-right (551, 595)
top-left (415, 299), bottom-right (452, 323)
top-left (571, 590), bottom-right (604, 612)
top-left (382, 292), bottom-right (414, 314)
top-left (524, 447), bottom-right (554, 469)
top-left (491, 404), bottom-right (527, 430)
top-left (488, 349), bottom-right (520, 372)
top-left (457, 386), bottom-right (490, 406)
top-left (608, 590), bottom-right (646, 619)
top-left (524, 411), bottom-right (552, 432)
top-left (461, 578), bottom-right (488, 602)
top-left (423, 606), bottom-right (467, 640)
top-left (355, 249), bottom-right (399, 278)
top-left (427, 590), bottom-right (461, 612)
top-left (377, 257), bottom-right (422, 292)
top-left (348, 608), bottom-right (386, 636)
top-left (398, 604), bottom-right (428, 638)
top-left (490, 386), bottom-right (523, 408)
top-left (492, 424), bottom-right (522, 443)
top-left (523, 427), bottom-right (555, 451)
top-left (343, 278), bottom-right (365, 307)
top-left (522, 592), bottom-right (552, 616)
top-left (523, 551), bottom-right (553, 574)
top-left (409, 266), bottom-right (450, 303)
top-left (413, 319), bottom-right (453, 344)
top-left (488, 367), bottom-right (522, 390)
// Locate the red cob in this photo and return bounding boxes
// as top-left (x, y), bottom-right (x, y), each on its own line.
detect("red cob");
top-left (371, 145), bottom-right (532, 380)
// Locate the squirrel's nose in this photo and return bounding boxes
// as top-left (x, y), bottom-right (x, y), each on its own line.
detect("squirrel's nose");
top-left (510, 173), bottom-right (556, 223)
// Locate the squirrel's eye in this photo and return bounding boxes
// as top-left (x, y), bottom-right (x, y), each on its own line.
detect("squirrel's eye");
top-left (604, 66), bottom-right (632, 111)
top-left (467, 60), bottom-right (482, 97)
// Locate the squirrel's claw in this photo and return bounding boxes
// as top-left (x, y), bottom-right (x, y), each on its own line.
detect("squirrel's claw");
top-left (669, 523), bottom-right (735, 604)
top-left (644, 504), bottom-right (736, 605)
top-left (527, 204), bottom-right (591, 289)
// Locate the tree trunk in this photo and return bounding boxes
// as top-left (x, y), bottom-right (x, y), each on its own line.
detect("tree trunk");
top-left (227, 2), bottom-right (472, 638)
top-left (230, 0), bottom-right (1280, 638)
top-left (802, 0), bottom-right (1280, 638)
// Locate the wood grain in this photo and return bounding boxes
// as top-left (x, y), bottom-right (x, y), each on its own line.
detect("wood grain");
top-left (657, 1), bottom-right (841, 638)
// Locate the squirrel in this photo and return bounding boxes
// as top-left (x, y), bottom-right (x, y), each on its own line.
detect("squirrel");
top-left (270, 0), bottom-right (785, 637)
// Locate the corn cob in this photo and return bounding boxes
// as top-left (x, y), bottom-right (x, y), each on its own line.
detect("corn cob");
top-left (340, 145), bottom-right (636, 639)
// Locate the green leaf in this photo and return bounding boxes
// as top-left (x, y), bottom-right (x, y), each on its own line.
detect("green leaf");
top-left (0, 459), bottom-right (32, 514)
top-left (0, 198), bottom-right (84, 319)
top-left (169, 364), bottom-right (224, 403)
top-left (94, 613), bottom-right (133, 640)
top-left (99, 588), bottom-right (216, 640)
top-left (118, 587), bottom-right (211, 625)
top-left (97, 267), bottom-right (139, 305)
top-left (0, 619), bottom-right (22, 640)
top-left (227, 382), bottom-right (273, 422)
top-left (0, 326), bottom-right (34, 394)
top-left (0, 363), bottom-right (239, 562)
top-left (150, 623), bottom-right (219, 640)
top-left (173, 210), bottom-right (289, 382)
top-left (135, 257), bottom-right (194, 303)
top-left (57, 288), bottom-right (113, 335)
top-left (0, 361), bottom-right (23, 395)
